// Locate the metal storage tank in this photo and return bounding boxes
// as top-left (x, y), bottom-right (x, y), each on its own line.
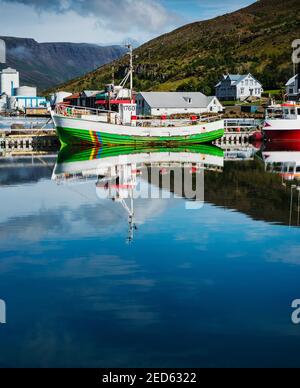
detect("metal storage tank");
top-left (15, 86), bottom-right (37, 97)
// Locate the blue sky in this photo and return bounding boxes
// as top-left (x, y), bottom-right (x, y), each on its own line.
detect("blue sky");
top-left (0, 0), bottom-right (255, 45)
top-left (161, 0), bottom-right (253, 21)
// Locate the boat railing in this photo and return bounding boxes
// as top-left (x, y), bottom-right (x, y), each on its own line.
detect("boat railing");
top-left (55, 104), bottom-right (115, 118)
top-left (136, 114), bottom-right (224, 127)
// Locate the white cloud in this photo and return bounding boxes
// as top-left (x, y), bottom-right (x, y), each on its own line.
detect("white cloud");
top-left (0, 0), bottom-right (180, 44)
top-left (267, 244), bottom-right (300, 266)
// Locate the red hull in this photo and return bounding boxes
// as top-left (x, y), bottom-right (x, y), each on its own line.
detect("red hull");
top-left (263, 142), bottom-right (300, 152)
top-left (264, 129), bottom-right (300, 142)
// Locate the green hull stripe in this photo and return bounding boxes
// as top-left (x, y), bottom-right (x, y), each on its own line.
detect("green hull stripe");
top-left (56, 126), bottom-right (224, 146)
top-left (58, 144), bottom-right (224, 164)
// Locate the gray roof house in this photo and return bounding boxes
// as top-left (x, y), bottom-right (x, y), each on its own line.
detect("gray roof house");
top-left (215, 73), bottom-right (263, 101)
top-left (286, 74), bottom-right (299, 101)
top-left (136, 92), bottom-right (223, 116)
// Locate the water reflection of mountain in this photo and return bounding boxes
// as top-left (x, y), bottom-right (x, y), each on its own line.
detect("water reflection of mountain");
top-left (0, 155), bottom-right (56, 186)
top-left (205, 160), bottom-right (299, 227)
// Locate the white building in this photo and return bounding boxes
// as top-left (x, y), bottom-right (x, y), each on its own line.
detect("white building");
top-left (215, 73), bottom-right (263, 101)
top-left (136, 92), bottom-right (223, 117)
top-left (50, 91), bottom-right (72, 107)
top-left (286, 74), bottom-right (299, 101)
top-left (9, 96), bottom-right (47, 111)
top-left (7, 84), bottom-right (46, 111)
top-left (0, 67), bottom-right (20, 97)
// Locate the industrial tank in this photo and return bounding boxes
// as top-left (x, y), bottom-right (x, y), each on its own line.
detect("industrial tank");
top-left (15, 86), bottom-right (37, 97)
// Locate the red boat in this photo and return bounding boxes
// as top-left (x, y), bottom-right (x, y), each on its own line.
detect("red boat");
top-left (263, 103), bottom-right (300, 142)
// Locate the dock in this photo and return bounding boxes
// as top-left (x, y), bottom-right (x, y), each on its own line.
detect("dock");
top-left (214, 118), bottom-right (262, 146)
top-left (0, 131), bottom-right (58, 152)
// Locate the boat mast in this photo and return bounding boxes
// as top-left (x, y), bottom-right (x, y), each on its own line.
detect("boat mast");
top-left (127, 44), bottom-right (133, 102)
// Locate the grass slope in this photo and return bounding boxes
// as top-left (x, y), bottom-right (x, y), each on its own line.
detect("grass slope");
top-left (48, 0), bottom-right (300, 95)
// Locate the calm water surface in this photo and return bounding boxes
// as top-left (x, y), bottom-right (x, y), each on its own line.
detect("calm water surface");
top-left (0, 145), bottom-right (300, 368)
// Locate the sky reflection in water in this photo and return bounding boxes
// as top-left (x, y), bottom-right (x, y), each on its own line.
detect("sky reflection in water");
top-left (0, 147), bottom-right (300, 368)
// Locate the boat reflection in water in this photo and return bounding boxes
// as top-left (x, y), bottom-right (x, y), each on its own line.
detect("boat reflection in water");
top-left (52, 145), bottom-right (224, 242)
top-left (262, 142), bottom-right (300, 227)
top-left (262, 142), bottom-right (300, 182)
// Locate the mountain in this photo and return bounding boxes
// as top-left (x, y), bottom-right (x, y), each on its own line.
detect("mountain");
top-left (0, 36), bottom-right (126, 91)
top-left (51, 0), bottom-right (300, 95)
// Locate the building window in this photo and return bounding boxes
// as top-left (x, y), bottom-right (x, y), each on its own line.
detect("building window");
top-left (240, 88), bottom-right (245, 95)
top-left (297, 108), bottom-right (300, 115)
top-left (245, 80), bottom-right (249, 86)
top-left (290, 88), bottom-right (294, 94)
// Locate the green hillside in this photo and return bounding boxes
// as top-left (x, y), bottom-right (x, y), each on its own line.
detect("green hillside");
top-left (48, 0), bottom-right (300, 95)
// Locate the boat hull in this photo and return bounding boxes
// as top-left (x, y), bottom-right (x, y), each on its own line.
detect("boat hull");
top-left (52, 114), bottom-right (224, 146)
top-left (263, 119), bottom-right (300, 142)
top-left (264, 129), bottom-right (300, 142)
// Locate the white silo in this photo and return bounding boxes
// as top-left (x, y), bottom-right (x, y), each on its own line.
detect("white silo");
top-left (0, 67), bottom-right (20, 97)
top-left (0, 39), bottom-right (6, 63)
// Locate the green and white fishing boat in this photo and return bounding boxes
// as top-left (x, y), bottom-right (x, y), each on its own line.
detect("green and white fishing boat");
top-left (51, 46), bottom-right (224, 147)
